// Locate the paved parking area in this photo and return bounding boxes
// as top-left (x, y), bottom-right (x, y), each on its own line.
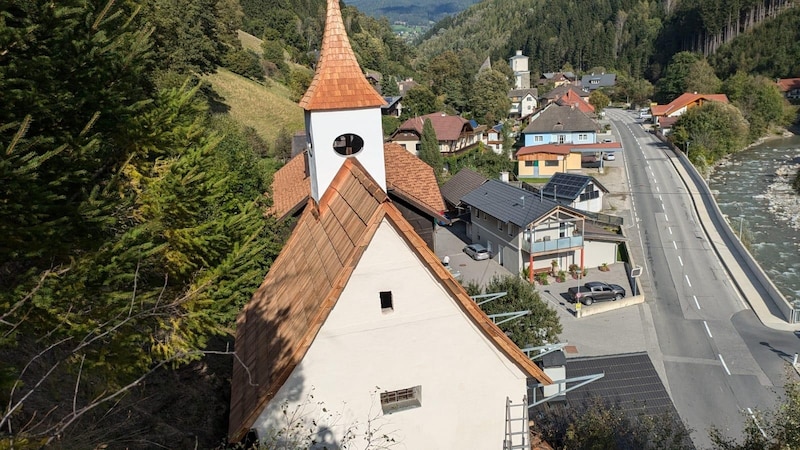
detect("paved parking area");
top-left (435, 221), bottom-right (513, 288)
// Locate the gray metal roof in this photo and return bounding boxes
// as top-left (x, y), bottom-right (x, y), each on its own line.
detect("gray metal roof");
top-left (522, 104), bottom-right (598, 134)
top-left (581, 73), bottom-right (617, 90)
top-left (461, 179), bottom-right (578, 227)
top-left (564, 352), bottom-right (680, 418)
top-left (440, 168), bottom-right (488, 208)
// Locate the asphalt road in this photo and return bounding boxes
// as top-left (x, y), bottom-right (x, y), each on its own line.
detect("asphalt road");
top-left (607, 108), bottom-right (799, 448)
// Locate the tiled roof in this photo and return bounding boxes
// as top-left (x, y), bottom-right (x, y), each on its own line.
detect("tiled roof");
top-left (543, 85), bottom-right (588, 100)
top-left (395, 112), bottom-right (472, 141)
top-left (461, 179), bottom-right (584, 228)
top-left (509, 88), bottom-right (539, 99)
top-left (777, 78), bottom-right (800, 92)
top-left (440, 167), bottom-right (488, 207)
top-left (516, 142), bottom-right (621, 157)
top-left (522, 105), bottom-right (598, 134)
top-left (268, 144), bottom-right (446, 221)
top-left (268, 152), bottom-right (310, 220)
top-left (298, 0), bottom-right (385, 111)
top-left (229, 160), bottom-right (552, 442)
top-left (555, 89), bottom-right (595, 113)
top-left (653, 92), bottom-right (729, 117)
top-left (384, 142), bottom-right (445, 215)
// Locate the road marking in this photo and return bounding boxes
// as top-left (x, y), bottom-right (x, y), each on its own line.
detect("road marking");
top-left (664, 212), bottom-right (669, 222)
top-left (668, 226), bottom-right (672, 235)
top-left (673, 241), bottom-right (677, 250)
top-left (718, 354), bottom-right (731, 375)
top-left (678, 255), bottom-right (683, 266)
top-left (694, 295), bottom-right (701, 309)
top-left (659, 194), bottom-right (663, 202)
top-left (685, 274), bottom-right (692, 287)
top-left (747, 408), bottom-right (768, 438)
top-left (656, 185), bottom-right (660, 193)
top-left (653, 177), bottom-right (657, 184)
top-left (704, 321), bottom-right (712, 338)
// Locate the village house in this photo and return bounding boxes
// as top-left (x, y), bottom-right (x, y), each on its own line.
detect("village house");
top-left (515, 142), bottom-right (621, 178)
top-left (776, 78), bottom-right (800, 100)
top-left (649, 92), bottom-right (730, 125)
top-left (509, 88), bottom-right (539, 119)
top-left (390, 112), bottom-right (484, 155)
top-left (521, 103), bottom-right (599, 147)
top-left (541, 172), bottom-right (609, 213)
top-left (228, 2), bottom-right (552, 449)
top-left (580, 72), bottom-right (616, 91)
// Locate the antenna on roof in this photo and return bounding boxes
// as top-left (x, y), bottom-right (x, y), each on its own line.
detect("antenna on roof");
top-left (520, 196), bottom-right (525, 208)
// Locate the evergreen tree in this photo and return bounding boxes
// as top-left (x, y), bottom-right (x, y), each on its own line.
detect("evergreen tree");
top-left (419, 119), bottom-right (443, 179)
top-left (466, 275), bottom-right (562, 348)
top-left (655, 51), bottom-right (701, 103)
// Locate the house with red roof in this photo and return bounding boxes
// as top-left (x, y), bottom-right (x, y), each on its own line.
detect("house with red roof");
top-left (776, 78), bottom-right (800, 100)
top-left (649, 92), bottom-right (729, 125)
top-left (390, 112), bottom-right (483, 155)
top-left (228, 1), bottom-right (553, 448)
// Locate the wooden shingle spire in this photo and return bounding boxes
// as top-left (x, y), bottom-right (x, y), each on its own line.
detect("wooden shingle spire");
top-left (298, 0), bottom-right (386, 111)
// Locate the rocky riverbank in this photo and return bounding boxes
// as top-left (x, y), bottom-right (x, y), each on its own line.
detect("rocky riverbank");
top-left (766, 160), bottom-right (800, 230)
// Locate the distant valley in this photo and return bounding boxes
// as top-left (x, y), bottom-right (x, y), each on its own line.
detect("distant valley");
top-left (344, 0), bottom-right (480, 26)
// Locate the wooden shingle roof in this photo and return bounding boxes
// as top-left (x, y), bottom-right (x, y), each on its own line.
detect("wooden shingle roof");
top-left (298, 0), bottom-right (386, 111)
top-left (268, 144), bottom-right (445, 221)
top-left (229, 160), bottom-right (552, 442)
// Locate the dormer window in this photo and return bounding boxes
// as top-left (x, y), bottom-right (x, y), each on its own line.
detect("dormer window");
top-left (333, 133), bottom-right (364, 156)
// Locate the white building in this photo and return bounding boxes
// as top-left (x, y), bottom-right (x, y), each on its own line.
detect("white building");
top-left (227, 1), bottom-right (552, 449)
top-left (509, 50), bottom-right (531, 89)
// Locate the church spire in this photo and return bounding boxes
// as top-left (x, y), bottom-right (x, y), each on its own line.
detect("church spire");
top-left (299, 0), bottom-right (385, 111)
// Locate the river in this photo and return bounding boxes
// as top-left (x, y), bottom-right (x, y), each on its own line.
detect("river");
top-left (707, 134), bottom-right (800, 304)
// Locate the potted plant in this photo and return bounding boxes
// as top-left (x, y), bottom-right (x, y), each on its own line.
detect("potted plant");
top-left (550, 259), bottom-right (559, 276)
top-left (536, 272), bottom-right (549, 285)
top-left (569, 264), bottom-right (580, 279)
top-left (557, 270), bottom-right (567, 282)
top-left (599, 262), bottom-right (610, 272)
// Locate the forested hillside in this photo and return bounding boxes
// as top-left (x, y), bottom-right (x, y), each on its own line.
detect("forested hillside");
top-left (416, 0), bottom-right (800, 82)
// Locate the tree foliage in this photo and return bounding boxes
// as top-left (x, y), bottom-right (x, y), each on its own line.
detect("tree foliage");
top-left (471, 69), bottom-right (512, 125)
top-left (418, 119), bottom-right (443, 179)
top-left (670, 101), bottom-right (749, 169)
top-left (444, 145), bottom-right (515, 181)
top-left (589, 90), bottom-right (611, 112)
top-left (722, 72), bottom-right (793, 139)
top-left (655, 51), bottom-right (701, 103)
top-left (533, 396), bottom-right (693, 450)
top-left (466, 275), bottom-right (562, 348)
top-left (400, 85), bottom-right (442, 120)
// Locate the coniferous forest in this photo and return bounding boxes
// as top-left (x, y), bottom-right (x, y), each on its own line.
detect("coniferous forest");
top-left (1, 0), bottom-right (799, 448)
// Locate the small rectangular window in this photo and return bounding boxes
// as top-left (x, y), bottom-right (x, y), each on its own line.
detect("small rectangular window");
top-left (497, 219), bottom-right (503, 231)
top-left (545, 160), bottom-right (558, 167)
top-left (380, 291), bottom-right (393, 311)
top-left (534, 135), bottom-right (543, 142)
top-left (380, 386), bottom-right (422, 413)
top-left (525, 161), bottom-right (534, 167)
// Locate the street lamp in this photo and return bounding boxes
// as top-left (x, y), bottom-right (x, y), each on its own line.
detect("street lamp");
top-left (685, 141), bottom-right (691, 159)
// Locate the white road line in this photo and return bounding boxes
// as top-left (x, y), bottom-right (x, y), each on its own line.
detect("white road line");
top-left (719, 354), bottom-right (731, 375)
top-left (678, 256), bottom-right (683, 266)
top-left (653, 177), bottom-right (658, 184)
top-left (704, 321), bottom-right (712, 338)
top-left (673, 241), bottom-right (677, 250)
top-left (747, 407), bottom-right (768, 438)
top-left (685, 274), bottom-right (692, 287)
top-left (664, 213), bottom-right (669, 222)
top-left (659, 194), bottom-right (663, 201)
top-left (668, 226), bottom-right (672, 235)
top-left (656, 185), bottom-right (660, 193)
top-left (694, 295), bottom-right (701, 309)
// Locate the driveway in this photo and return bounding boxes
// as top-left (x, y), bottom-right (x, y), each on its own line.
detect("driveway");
top-left (434, 221), bottom-right (514, 288)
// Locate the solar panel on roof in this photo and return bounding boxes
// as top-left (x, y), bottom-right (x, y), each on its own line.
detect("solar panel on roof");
top-left (542, 173), bottom-right (591, 200)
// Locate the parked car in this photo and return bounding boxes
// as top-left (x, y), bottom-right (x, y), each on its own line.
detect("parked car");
top-left (463, 244), bottom-right (491, 261)
top-left (603, 153), bottom-right (616, 161)
top-left (567, 281), bottom-right (626, 305)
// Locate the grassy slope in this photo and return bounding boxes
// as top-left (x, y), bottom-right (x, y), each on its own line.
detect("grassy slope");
top-left (203, 68), bottom-right (304, 144)
top-left (237, 30), bottom-right (263, 55)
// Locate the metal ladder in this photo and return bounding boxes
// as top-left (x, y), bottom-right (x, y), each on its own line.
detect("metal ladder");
top-left (504, 396), bottom-right (530, 450)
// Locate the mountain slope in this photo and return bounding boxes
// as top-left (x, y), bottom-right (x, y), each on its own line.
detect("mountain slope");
top-left (345, 0), bottom-right (481, 25)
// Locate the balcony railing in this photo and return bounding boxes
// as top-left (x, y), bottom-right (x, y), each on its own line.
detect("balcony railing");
top-left (523, 236), bottom-right (583, 254)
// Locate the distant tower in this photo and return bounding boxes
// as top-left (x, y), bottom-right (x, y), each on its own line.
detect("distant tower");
top-left (298, 0), bottom-right (387, 202)
top-left (509, 50), bottom-right (530, 89)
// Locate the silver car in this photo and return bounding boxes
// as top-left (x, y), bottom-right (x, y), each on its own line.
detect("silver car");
top-left (463, 244), bottom-right (491, 261)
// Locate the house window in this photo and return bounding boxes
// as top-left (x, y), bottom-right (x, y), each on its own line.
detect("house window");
top-left (380, 291), bottom-right (393, 312)
top-left (545, 160), bottom-right (558, 167)
top-left (525, 161), bottom-right (534, 167)
top-left (534, 135), bottom-right (543, 142)
top-left (380, 386), bottom-right (422, 414)
top-left (578, 133), bottom-right (587, 141)
top-left (508, 223), bottom-right (514, 236)
top-left (497, 219), bottom-right (503, 231)
top-left (333, 134), bottom-right (364, 156)
top-left (558, 135), bottom-right (565, 144)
